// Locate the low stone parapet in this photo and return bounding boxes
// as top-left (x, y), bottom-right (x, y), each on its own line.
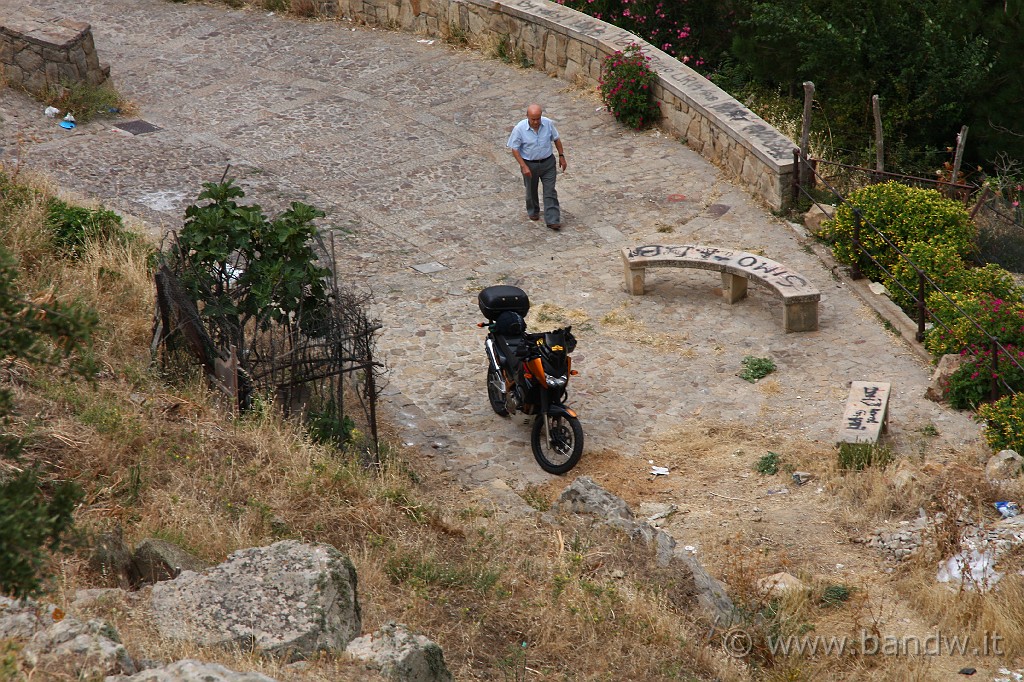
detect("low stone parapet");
top-left (333, 0), bottom-right (797, 210)
top-left (0, 10), bottom-right (109, 96)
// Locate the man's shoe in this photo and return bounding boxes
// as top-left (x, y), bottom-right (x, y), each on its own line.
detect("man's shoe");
top-left (527, 214), bottom-right (540, 221)
top-left (547, 223), bottom-right (561, 230)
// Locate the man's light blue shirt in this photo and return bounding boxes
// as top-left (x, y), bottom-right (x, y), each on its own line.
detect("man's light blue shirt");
top-left (507, 116), bottom-right (560, 161)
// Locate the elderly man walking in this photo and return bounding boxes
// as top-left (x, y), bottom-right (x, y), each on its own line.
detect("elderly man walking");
top-left (507, 104), bottom-right (568, 230)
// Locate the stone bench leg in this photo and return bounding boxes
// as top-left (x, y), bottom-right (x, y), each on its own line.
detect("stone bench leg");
top-left (624, 265), bottom-right (645, 295)
top-left (721, 272), bottom-right (747, 303)
top-left (783, 301), bottom-right (819, 333)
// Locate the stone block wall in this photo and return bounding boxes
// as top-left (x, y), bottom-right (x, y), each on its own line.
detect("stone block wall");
top-left (332, 0), bottom-right (797, 210)
top-left (0, 11), bottom-right (109, 96)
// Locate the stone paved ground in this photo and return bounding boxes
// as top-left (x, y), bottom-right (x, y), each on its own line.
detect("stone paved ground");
top-left (0, 0), bottom-right (983, 488)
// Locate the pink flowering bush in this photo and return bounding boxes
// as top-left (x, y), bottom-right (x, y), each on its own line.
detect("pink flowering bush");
top-left (946, 345), bottom-right (1024, 409)
top-left (556, 0), bottom-right (733, 69)
top-left (599, 43), bottom-right (661, 130)
top-left (924, 293), bottom-right (1024, 357)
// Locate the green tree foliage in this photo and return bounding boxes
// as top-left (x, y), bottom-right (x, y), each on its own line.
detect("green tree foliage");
top-left (170, 179), bottom-right (332, 352)
top-left (0, 245), bottom-right (95, 598)
top-left (727, 0), bottom-right (994, 171)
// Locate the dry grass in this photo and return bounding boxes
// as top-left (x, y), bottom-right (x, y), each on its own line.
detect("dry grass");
top-left (1, 168), bottom-right (735, 680)
top-left (6, 167), bottom-right (1024, 680)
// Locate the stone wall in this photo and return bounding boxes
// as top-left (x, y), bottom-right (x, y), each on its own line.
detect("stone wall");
top-left (332, 0), bottom-right (798, 210)
top-left (0, 11), bottom-right (109, 97)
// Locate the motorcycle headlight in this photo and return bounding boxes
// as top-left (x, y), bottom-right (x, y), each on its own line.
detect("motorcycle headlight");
top-left (546, 375), bottom-right (567, 388)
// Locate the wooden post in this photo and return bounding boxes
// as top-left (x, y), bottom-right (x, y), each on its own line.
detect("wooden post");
top-left (851, 211), bottom-right (864, 280)
top-left (950, 125), bottom-right (969, 186)
top-left (800, 81), bottom-right (814, 188)
top-left (872, 95), bottom-right (884, 174)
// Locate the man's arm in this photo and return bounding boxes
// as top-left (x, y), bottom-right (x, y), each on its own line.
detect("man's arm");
top-left (554, 137), bottom-right (567, 171)
top-left (510, 148), bottom-right (531, 177)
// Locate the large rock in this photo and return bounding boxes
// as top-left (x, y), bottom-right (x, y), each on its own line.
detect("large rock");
top-left (0, 596), bottom-right (137, 678)
top-left (347, 622), bottom-right (454, 682)
top-left (803, 203), bottom-right (835, 236)
top-left (150, 540), bottom-right (361, 659)
top-left (986, 450), bottom-right (1024, 482)
top-left (131, 537), bottom-right (210, 586)
top-left (550, 477), bottom-right (734, 623)
top-left (90, 527), bottom-right (134, 585)
top-left (111, 659), bottom-right (279, 681)
top-left (925, 354), bottom-right (965, 402)
top-left (550, 476), bottom-right (635, 526)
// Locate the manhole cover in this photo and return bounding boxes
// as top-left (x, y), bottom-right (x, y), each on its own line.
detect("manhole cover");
top-left (411, 261), bottom-right (445, 274)
top-left (114, 119), bottom-right (162, 135)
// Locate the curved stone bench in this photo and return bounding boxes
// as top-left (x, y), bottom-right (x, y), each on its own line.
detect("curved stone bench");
top-left (622, 244), bottom-right (820, 332)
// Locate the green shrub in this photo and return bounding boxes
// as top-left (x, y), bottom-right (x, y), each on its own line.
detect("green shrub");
top-left (45, 198), bottom-right (134, 260)
top-left (882, 241), bottom-right (966, 313)
top-left (977, 393), bottom-right (1024, 453)
top-left (755, 451), bottom-right (781, 475)
top-left (0, 244), bottom-right (95, 598)
top-left (43, 80), bottom-right (127, 124)
top-left (739, 355), bottom-right (776, 383)
top-left (828, 182), bottom-right (975, 283)
top-left (837, 442), bottom-right (892, 471)
top-left (884, 243), bottom-right (1022, 318)
top-left (924, 293), bottom-right (1024, 358)
top-left (599, 43), bottom-right (661, 130)
top-left (306, 397), bottom-right (356, 449)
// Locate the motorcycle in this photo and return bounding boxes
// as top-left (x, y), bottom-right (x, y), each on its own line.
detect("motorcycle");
top-left (477, 285), bottom-right (584, 474)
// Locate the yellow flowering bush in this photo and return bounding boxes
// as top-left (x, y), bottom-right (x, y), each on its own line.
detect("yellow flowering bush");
top-left (977, 393), bottom-right (1024, 453)
top-left (828, 182), bottom-right (975, 283)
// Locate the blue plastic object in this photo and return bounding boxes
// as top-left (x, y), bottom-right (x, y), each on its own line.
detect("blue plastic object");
top-left (59, 120), bottom-right (76, 129)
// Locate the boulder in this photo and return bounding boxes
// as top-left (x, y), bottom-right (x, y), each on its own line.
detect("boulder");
top-left (803, 204), bottom-right (834, 236)
top-left (757, 572), bottom-right (808, 596)
top-left (925, 354), bottom-right (965, 403)
top-left (470, 479), bottom-right (537, 520)
top-left (150, 540), bottom-right (361, 659)
top-left (347, 622), bottom-right (454, 682)
top-left (111, 659), bottom-right (279, 681)
top-left (550, 477), bottom-right (734, 624)
top-left (70, 587), bottom-right (127, 613)
top-left (549, 476), bottom-right (635, 526)
top-left (131, 537), bottom-right (210, 586)
top-left (89, 527), bottom-right (134, 585)
top-left (0, 596), bottom-right (137, 678)
top-left (986, 450), bottom-right (1024, 482)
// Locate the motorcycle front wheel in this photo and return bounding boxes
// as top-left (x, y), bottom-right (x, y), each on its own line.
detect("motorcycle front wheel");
top-left (531, 413), bottom-right (583, 474)
top-left (487, 366), bottom-right (509, 416)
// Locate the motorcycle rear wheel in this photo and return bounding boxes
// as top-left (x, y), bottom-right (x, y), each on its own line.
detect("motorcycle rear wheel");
top-left (487, 366), bottom-right (509, 416)
top-left (531, 413), bottom-right (583, 474)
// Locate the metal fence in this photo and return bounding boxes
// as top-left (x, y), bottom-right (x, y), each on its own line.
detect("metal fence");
top-left (792, 151), bottom-right (1023, 403)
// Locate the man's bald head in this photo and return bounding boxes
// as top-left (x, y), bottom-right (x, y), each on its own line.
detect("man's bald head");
top-left (527, 104), bottom-right (542, 130)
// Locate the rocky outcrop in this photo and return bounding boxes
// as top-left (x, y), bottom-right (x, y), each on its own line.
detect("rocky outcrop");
top-left (0, 596), bottom-right (137, 678)
top-left (111, 659), bottom-right (279, 681)
top-left (925, 354), bottom-right (964, 403)
top-left (347, 622), bottom-right (454, 682)
top-left (131, 537), bottom-right (210, 585)
top-left (549, 477), bottom-right (734, 623)
top-left (150, 540), bottom-right (361, 659)
top-left (986, 450), bottom-right (1023, 482)
top-left (90, 527), bottom-right (134, 585)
